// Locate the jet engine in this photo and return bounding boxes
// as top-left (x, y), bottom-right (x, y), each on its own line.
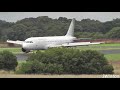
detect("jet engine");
top-left (22, 48), bottom-right (30, 53)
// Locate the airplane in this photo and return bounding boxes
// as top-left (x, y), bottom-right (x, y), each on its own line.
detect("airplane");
top-left (7, 18), bottom-right (103, 53)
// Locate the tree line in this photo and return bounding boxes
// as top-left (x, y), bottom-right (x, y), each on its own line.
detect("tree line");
top-left (1, 16), bottom-right (120, 41)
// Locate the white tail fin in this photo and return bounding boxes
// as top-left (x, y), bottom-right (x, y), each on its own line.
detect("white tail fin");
top-left (65, 18), bottom-right (75, 37)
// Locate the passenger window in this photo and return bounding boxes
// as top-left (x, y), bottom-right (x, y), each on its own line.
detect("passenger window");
top-left (26, 41), bottom-right (33, 43)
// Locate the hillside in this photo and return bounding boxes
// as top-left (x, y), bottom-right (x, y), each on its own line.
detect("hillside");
top-left (1, 16), bottom-right (120, 41)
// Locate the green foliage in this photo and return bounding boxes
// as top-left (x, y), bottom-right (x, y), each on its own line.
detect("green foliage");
top-left (16, 60), bottom-right (42, 74)
top-left (16, 60), bottom-right (63, 74)
top-left (0, 20), bottom-right (14, 41)
top-left (1, 17), bottom-right (120, 41)
top-left (0, 50), bottom-right (18, 71)
top-left (102, 65), bottom-right (114, 74)
top-left (106, 27), bottom-right (120, 39)
top-left (75, 32), bottom-right (105, 39)
top-left (17, 48), bottom-right (114, 74)
top-left (7, 24), bottom-right (28, 40)
top-left (103, 18), bottom-right (120, 33)
top-left (78, 19), bottom-right (104, 32)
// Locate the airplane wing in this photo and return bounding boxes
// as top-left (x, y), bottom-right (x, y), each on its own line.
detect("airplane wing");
top-left (61, 42), bottom-right (103, 47)
top-left (7, 40), bottom-right (24, 45)
top-left (48, 42), bottom-right (104, 48)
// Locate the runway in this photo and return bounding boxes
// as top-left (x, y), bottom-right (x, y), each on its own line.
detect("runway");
top-left (16, 53), bottom-right (29, 61)
top-left (16, 49), bottom-right (120, 61)
top-left (100, 50), bottom-right (120, 54)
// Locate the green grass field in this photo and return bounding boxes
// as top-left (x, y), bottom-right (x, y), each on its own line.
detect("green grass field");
top-left (105, 54), bottom-right (120, 61)
top-left (94, 43), bottom-right (120, 46)
top-left (0, 48), bottom-right (21, 54)
top-left (76, 43), bottom-right (120, 50)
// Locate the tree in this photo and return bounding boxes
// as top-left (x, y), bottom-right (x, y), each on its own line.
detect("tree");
top-left (0, 51), bottom-right (18, 71)
top-left (106, 27), bottom-right (120, 39)
top-left (7, 24), bottom-right (28, 40)
top-left (1, 16), bottom-right (120, 41)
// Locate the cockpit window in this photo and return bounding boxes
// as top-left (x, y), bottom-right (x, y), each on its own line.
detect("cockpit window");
top-left (25, 41), bottom-right (33, 43)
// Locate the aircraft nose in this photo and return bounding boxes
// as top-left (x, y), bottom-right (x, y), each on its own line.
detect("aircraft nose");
top-left (22, 43), bottom-right (28, 49)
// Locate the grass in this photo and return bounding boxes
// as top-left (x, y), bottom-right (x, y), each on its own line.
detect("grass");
top-left (75, 43), bottom-right (120, 50)
top-left (18, 60), bottom-right (26, 64)
top-left (105, 54), bottom-right (120, 61)
top-left (94, 43), bottom-right (120, 46)
top-left (77, 47), bottom-right (120, 50)
top-left (77, 46), bottom-right (120, 51)
top-left (0, 48), bottom-right (21, 54)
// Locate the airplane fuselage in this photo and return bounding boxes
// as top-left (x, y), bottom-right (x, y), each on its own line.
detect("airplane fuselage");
top-left (22, 36), bottom-right (76, 51)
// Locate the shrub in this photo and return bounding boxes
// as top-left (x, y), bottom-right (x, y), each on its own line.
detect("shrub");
top-left (0, 50), bottom-right (18, 71)
top-left (16, 60), bottom-right (64, 74)
top-left (17, 48), bottom-right (114, 74)
top-left (16, 60), bottom-right (43, 74)
top-left (102, 65), bottom-right (114, 74)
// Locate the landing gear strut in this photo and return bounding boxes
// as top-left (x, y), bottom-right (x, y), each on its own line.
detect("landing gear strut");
top-left (22, 48), bottom-right (30, 53)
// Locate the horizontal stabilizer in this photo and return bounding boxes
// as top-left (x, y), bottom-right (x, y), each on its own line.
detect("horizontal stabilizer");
top-left (7, 40), bottom-right (24, 45)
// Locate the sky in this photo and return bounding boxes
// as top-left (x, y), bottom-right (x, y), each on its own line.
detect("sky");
top-left (0, 12), bottom-right (120, 22)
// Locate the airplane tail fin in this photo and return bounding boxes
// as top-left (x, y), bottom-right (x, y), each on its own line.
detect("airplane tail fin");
top-left (65, 18), bottom-right (75, 37)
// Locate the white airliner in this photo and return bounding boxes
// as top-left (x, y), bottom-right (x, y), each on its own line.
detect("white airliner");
top-left (7, 18), bottom-right (103, 53)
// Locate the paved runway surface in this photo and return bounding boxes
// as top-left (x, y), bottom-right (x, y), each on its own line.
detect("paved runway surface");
top-left (16, 49), bottom-right (120, 61)
top-left (16, 53), bottom-right (29, 61)
top-left (100, 50), bottom-right (120, 54)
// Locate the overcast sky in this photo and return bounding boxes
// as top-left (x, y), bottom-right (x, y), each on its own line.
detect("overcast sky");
top-left (0, 12), bottom-right (120, 22)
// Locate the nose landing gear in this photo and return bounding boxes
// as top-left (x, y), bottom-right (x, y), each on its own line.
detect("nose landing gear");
top-left (22, 48), bottom-right (30, 53)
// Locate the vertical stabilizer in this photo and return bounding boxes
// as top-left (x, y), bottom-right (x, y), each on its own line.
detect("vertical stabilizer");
top-left (65, 18), bottom-right (75, 37)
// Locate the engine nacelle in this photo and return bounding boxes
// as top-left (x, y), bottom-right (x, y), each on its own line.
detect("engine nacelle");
top-left (22, 48), bottom-right (30, 53)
